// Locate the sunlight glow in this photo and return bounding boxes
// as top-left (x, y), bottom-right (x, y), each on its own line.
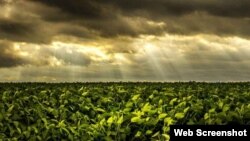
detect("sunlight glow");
top-left (1, 0), bottom-right (13, 18)
top-left (114, 54), bottom-right (131, 65)
top-left (142, 43), bottom-right (167, 79)
top-left (146, 20), bottom-right (166, 27)
top-left (2, 33), bottom-right (250, 82)
top-left (47, 57), bottom-right (63, 67)
top-left (52, 41), bottom-right (110, 62)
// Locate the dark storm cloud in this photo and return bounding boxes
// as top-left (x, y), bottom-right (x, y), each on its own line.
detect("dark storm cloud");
top-left (33, 0), bottom-right (250, 18)
top-left (29, 0), bottom-right (167, 37)
top-left (32, 0), bottom-right (113, 19)
top-left (0, 18), bottom-right (53, 43)
top-left (0, 0), bottom-right (100, 43)
top-left (100, 0), bottom-right (250, 18)
top-left (0, 41), bottom-right (29, 68)
top-left (28, 0), bottom-right (250, 38)
top-left (1, 0), bottom-right (250, 43)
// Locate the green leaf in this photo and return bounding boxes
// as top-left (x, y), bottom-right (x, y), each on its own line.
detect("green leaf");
top-left (117, 115), bottom-right (123, 125)
top-left (218, 101), bottom-right (224, 109)
top-left (13, 121), bottom-right (19, 127)
top-left (146, 130), bottom-right (153, 135)
top-left (162, 134), bottom-right (170, 140)
top-left (149, 94), bottom-right (154, 99)
top-left (148, 109), bottom-right (157, 115)
top-left (37, 136), bottom-right (42, 140)
top-left (104, 136), bottom-right (113, 141)
top-left (146, 118), bottom-right (159, 126)
top-left (209, 108), bottom-right (216, 113)
top-left (17, 127), bottom-right (21, 134)
top-left (164, 117), bottom-right (174, 125)
top-left (23, 131), bottom-right (30, 138)
top-left (152, 131), bottom-right (160, 137)
top-left (125, 102), bottom-right (133, 108)
top-left (69, 127), bottom-right (78, 135)
top-left (159, 99), bottom-right (163, 105)
top-left (170, 98), bottom-right (177, 106)
top-left (223, 104), bottom-right (230, 112)
top-left (158, 113), bottom-right (167, 119)
top-left (132, 110), bottom-right (144, 117)
top-left (131, 117), bottom-right (143, 124)
top-left (184, 107), bottom-right (190, 113)
top-left (58, 120), bottom-right (66, 128)
top-left (142, 103), bottom-right (152, 112)
top-left (107, 117), bottom-right (114, 125)
top-left (135, 131), bottom-right (142, 137)
top-left (62, 127), bottom-right (70, 135)
top-left (96, 108), bottom-right (106, 113)
top-left (7, 105), bottom-right (14, 113)
top-left (204, 113), bottom-right (209, 120)
top-left (132, 94), bottom-right (140, 101)
top-left (175, 113), bottom-right (185, 119)
top-left (42, 118), bottom-right (48, 126)
top-left (33, 127), bottom-right (38, 134)
top-left (123, 108), bottom-right (131, 112)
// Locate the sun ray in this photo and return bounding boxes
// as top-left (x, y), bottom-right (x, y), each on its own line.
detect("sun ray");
top-left (143, 43), bottom-right (167, 80)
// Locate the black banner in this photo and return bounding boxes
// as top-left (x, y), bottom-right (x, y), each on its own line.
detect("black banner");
top-left (170, 125), bottom-right (250, 141)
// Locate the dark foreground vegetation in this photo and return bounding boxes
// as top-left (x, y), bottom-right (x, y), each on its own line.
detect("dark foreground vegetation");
top-left (0, 82), bottom-right (250, 140)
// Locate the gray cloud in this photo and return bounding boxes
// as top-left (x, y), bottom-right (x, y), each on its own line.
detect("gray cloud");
top-left (99, 0), bottom-right (250, 18)
top-left (30, 0), bottom-right (250, 38)
top-left (33, 0), bottom-right (250, 18)
top-left (0, 41), bottom-right (29, 67)
top-left (0, 40), bottom-right (92, 68)
top-left (0, 0), bottom-right (249, 44)
top-left (0, 0), bottom-right (96, 43)
top-left (48, 48), bottom-right (92, 66)
top-left (0, 18), bottom-right (53, 43)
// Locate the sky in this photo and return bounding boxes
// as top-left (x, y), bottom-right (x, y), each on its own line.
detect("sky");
top-left (0, 0), bottom-right (250, 82)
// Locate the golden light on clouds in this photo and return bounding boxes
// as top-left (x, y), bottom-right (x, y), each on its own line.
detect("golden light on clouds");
top-left (52, 42), bottom-right (111, 62)
top-left (0, 0), bottom-right (250, 81)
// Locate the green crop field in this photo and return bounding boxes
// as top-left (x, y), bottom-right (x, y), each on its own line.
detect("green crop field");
top-left (1, 82), bottom-right (250, 140)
